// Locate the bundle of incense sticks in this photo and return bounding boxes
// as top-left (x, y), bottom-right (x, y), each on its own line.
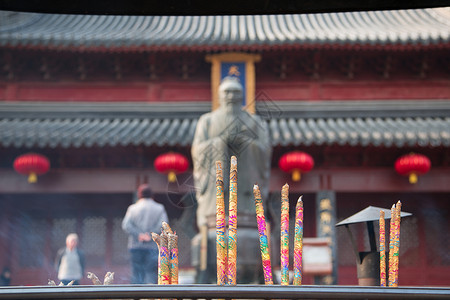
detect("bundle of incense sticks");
top-left (293, 196), bottom-right (303, 285)
top-left (379, 210), bottom-right (386, 287)
top-left (388, 201), bottom-right (402, 287)
top-left (152, 222), bottom-right (179, 285)
top-left (216, 161), bottom-right (227, 285)
top-left (280, 183), bottom-right (290, 286)
top-left (253, 184), bottom-right (273, 285)
top-left (228, 156), bottom-right (238, 285)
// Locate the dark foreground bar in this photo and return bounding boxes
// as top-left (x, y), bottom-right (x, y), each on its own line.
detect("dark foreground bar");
top-left (1, 284), bottom-right (450, 300)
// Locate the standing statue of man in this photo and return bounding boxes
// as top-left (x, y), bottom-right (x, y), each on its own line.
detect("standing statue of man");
top-left (191, 76), bottom-right (272, 283)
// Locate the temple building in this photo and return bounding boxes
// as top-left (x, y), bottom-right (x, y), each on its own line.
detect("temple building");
top-left (0, 8), bottom-right (449, 285)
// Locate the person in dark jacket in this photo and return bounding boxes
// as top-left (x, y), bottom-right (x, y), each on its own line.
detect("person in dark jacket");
top-left (0, 267), bottom-right (11, 286)
top-left (54, 233), bottom-right (85, 285)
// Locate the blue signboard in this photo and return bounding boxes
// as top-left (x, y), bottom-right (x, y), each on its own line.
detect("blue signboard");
top-left (220, 62), bottom-right (246, 106)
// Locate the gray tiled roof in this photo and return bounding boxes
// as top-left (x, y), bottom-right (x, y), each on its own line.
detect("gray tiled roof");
top-left (0, 8), bottom-right (449, 49)
top-left (1, 101), bottom-right (449, 148)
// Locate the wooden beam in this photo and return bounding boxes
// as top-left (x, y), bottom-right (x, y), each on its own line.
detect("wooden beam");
top-left (270, 168), bottom-right (450, 192)
top-left (0, 169), bottom-right (194, 194)
top-left (1, 167), bottom-right (449, 194)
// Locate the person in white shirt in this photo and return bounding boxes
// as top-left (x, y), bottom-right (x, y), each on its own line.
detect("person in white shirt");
top-left (55, 233), bottom-right (85, 285)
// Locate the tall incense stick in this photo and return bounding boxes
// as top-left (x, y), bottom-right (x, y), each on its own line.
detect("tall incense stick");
top-left (159, 232), bottom-right (170, 285)
top-left (168, 233), bottom-right (178, 284)
top-left (393, 200), bottom-right (402, 287)
top-left (152, 232), bottom-right (162, 285)
top-left (280, 183), bottom-right (290, 285)
top-left (388, 204), bottom-right (396, 287)
top-left (293, 196), bottom-right (303, 285)
top-left (379, 210), bottom-right (386, 287)
top-left (228, 156), bottom-right (238, 285)
top-left (253, 184), bottom-right (273, 285)
top-left (216, 160), bottom-right (227, 285)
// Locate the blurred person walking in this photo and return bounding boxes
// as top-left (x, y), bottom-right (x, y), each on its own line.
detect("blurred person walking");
top-left (122, 184), bottom-right (168, 284)
top-left (55, 233), bottom-right (85, 285)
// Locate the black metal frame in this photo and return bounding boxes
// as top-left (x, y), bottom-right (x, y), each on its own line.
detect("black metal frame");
top-left (1, 0), bottom-right (447, 16)
top-left (1, 284), bottom-right (450, 300)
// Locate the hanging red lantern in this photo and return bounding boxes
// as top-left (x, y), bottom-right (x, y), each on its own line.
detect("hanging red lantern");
top-left (395, 153), bottom-right (431, 184)
top-left (154, 152), bottom-right (189, 182)
top-left (279, 151), bottom-right (314, 182)
top-left (13, 153), bottom-right (50, 183)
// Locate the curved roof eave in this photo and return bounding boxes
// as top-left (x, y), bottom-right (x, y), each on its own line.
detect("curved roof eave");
top-left (1, 100), bottom-right (449, 149)
top-left (0, 8), bottom-right (449, 51)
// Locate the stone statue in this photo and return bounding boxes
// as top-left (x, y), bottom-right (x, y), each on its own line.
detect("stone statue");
top-left (191, 76), bottom-right (272, 283)
top-left (192, 76), bottom-right (272, 229)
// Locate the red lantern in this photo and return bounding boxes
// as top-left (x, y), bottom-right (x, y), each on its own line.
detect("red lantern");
top-left (395, 153), bottom-right (431, 184)
top-left (154, 152), bottom-right (189, 182)
top-left (13, 153), bottom-right (50, 183)
top-left (279, 151), bottom-right (314, 182)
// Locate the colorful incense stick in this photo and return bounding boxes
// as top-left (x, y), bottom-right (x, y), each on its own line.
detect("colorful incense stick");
top-left (168, 233), bottom-right (179, 284)
top-left (216, 160), bottom-right (228, 285)
top-left (228, 156), bottom-right (238, 285)
top-left (152, 232), bottom-right (162, 285)
top-left (379, 210), bottom-right (386, 287)
top-left (163, 220), bottom-right (177, 284)
top-left (280, 183), bottom-right (290, 285)
top-left (159, 232), bottom-right (170, 285)
top-left (388, 204), bottom-right (396, 287)
top-left (393, 201), bottom-right (402, 287)
top-left (253, 184), bottom-right (273, 285)
top-left (293, 196), bottom-right (303, 286)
